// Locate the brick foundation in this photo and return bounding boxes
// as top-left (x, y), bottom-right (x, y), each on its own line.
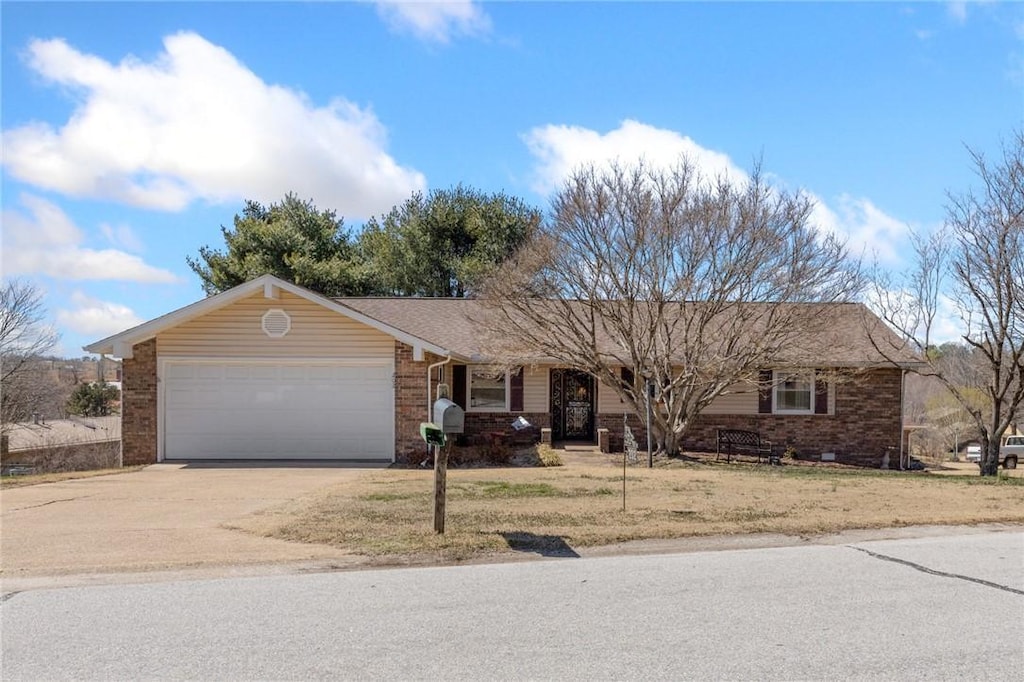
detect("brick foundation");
top-left (462, 412), bottom-right (550, 446)
top-left (121, 338), bottom-right (158, 465)
top-left (597, 412), bottom-right (649, 451)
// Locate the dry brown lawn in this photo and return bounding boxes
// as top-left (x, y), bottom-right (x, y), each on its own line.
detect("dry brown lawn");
top-left (232, 451), bottom-right (1024, 563)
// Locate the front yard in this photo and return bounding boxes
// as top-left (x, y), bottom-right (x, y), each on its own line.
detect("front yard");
top-left (231, 452), bottom-right (1024, 563)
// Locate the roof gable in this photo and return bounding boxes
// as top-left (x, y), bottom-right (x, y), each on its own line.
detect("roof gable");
top-left (83, 275), bottom-right (455, 360)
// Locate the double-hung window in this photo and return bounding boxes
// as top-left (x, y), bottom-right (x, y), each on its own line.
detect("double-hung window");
top-left (468, 366), bottom-right (508, 411)
top-left (773, 371), bottom-right (814, 414)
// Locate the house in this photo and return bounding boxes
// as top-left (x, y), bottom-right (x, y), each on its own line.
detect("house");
top-left (1, 415), bottom-right (121, 473)
top-left (85, 275), bottom-right (919, 467)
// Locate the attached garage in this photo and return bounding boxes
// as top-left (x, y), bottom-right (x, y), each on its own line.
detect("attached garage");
top-left (86, 276), bottom-right (455, 464)
top-left (161, 359), bottom-right (394, 460)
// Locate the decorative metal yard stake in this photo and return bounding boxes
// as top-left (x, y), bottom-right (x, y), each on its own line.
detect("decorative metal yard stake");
top-left (623, 414), bottom-right (639, 511)
top-left (646, 379), bottom-right (655, 468)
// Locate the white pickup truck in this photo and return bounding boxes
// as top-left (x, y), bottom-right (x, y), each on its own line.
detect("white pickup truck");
top-left (1000, 435), bottom-right (1022, 469)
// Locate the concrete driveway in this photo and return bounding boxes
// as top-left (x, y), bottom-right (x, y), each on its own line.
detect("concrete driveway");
top-left (1, 463), bottom-right (382, 584)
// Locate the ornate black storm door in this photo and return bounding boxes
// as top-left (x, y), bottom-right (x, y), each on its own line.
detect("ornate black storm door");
top-left (550, 369), bottom-right (594, 440)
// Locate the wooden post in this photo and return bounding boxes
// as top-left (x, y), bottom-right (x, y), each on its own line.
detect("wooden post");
top-left (433, 443), bottom-right (448, 534)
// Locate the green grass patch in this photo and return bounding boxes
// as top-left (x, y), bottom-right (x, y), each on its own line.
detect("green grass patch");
top-left (471, 481), bottom-right (562, 498)
top-left (766, 465), bottom-right (1024, 485)
top-left (958, 474), bottom-right (1024, 486)
top-left (358, 491), bottom-right (426, 502)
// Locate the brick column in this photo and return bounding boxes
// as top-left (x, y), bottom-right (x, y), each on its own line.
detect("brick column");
top-left (394, 342), bottom-right (436, 464)
top-left (121, 338), bottom-right (158, 465)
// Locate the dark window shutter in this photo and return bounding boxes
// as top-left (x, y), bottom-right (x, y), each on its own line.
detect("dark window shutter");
top-left (620, 367), bottom-right (635, 391)
top-left (758, 370), bottom-right (773, 414)
top-left (815, 371), bottom-right (829, 415)
top-left (510, 367), bottom-right (524, 412)
top-left (452, 365), bottom-right (467, 410)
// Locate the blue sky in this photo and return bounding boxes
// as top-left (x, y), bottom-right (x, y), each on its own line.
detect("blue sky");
top-left (2, 1), bottom-right (1022, 357)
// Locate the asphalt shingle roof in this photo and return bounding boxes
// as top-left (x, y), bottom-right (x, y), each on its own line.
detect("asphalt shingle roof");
top-left (335, 298), bottom-right (920, 367)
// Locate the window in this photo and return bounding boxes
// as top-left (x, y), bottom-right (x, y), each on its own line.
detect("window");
top-left (773, 371), bottom-right (814, 414)
top-left (469, 366), bottom-right (508, 410)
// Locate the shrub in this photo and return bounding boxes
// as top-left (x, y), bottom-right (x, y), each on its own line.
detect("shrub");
top-left (537, 444), bottom-right (563, 467)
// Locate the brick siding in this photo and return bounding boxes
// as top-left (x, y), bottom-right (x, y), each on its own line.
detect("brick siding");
top-left (393, 341), bottom-right (551, 464)
top-left (394, 342), bottom-right (431, 464)
top-left (121, 338), bottom-right (158, 465)
top-left (598, 368), bottom-right (904, 467)
top-left (121, 333), bottom-right (903, 468)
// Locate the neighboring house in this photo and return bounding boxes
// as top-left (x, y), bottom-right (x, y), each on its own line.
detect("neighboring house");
top-left (85, 275), bottom-right (919, 468)
top-left (1, 415), bottom-right (121, 471)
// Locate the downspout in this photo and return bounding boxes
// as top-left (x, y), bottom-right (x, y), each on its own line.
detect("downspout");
top-left (899, 368), bottom-right (907, 470)
top-left (427, 354), bottom-right (453, 424)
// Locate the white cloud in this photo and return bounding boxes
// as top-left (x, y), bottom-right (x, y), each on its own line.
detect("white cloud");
top-left (809, 194), bottom-right (912, 264)
top-left (1, 193), bottom-right (179, 283)
top-left (100, 223), bottom-right (144, 253)
top-left (2, 32), bottom-right (425, 217)
top-left (933, 293), bottom-right (966, 343)
top-left (523, 119), bottom-right (913, 265)
top-left (373, 1), bottom-right (491, 43)
top-left (523, 119), bottom-right (747, 196)
top-left (56, 291), bottom-right (144, 338)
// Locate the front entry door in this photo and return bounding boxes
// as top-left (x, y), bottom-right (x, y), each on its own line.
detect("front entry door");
top-left (550, 369), bottom-right (595, 441)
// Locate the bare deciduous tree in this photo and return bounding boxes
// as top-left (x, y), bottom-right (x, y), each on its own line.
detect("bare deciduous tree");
top-left (871, 133), bottom-right (1024, 476)
top-left (477, 158), bottom-right (863, 455)
top-left (1, 280), bottom-right (60, 431)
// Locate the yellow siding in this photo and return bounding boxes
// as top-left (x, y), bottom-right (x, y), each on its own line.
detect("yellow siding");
top-left (157, 291), bottom-right (394, 358)
top-left (702, 388), bottom-right (758, 415)
top-left (597, 380), bottom-right (628, 415)
top-left (597, 377), bottom-right (759, 415)
top-left (523, 366), bottom-right (548, 412)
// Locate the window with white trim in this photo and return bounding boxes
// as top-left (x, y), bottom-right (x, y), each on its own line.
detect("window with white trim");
top-left (468, 366), bottom-right (508, 411)
top-left (773, 371), bottom-right (814, 414)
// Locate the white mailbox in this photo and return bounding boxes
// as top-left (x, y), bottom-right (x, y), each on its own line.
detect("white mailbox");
top-left (433, 398), bottom-right (465, 434)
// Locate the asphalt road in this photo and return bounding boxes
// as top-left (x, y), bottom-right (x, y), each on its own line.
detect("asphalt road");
top-left (2, 530), bottom-right (1022, 681)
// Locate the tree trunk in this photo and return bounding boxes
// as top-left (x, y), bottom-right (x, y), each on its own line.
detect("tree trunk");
top-left (657, 426), bottom-right (683, 457)
top-left (980, 440), bottom-right (1000, 477)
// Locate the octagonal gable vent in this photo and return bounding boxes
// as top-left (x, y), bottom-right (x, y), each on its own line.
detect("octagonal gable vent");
top-left (261, 308), bottom-right (291, 338)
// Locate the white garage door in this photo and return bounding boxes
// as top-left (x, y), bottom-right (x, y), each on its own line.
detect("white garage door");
top-left (163, 360), bottom-right (393, 460)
